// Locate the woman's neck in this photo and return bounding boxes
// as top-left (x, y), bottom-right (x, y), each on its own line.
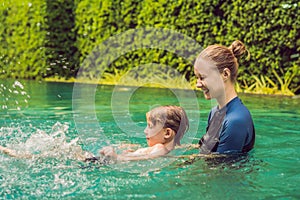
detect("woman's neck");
top-left (217, 83), bottom-right (237, 109)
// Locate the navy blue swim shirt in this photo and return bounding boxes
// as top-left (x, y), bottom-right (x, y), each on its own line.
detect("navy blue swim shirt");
top-left (200, 97), bottom-right (255, 154)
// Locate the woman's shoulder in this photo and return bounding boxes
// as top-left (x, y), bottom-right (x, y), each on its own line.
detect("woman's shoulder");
top-left (228, 97), bottom-right (252, 115)
top-left (224, 98), bottom-right (252, 125)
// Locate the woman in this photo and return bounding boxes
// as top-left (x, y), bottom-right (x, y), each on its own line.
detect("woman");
top-left (194, 40), bottom-right (255, 154)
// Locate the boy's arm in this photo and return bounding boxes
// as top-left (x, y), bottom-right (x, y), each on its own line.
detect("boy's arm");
top-left (100, 144), bottom-right (168, 161)
top-left (0, 145), bottom-right (33, 159)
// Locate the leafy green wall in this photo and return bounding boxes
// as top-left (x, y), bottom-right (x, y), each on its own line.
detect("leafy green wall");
top-left (223, 0), bottom-right (300, 92)
top-left (0, 0), bottom-right (47, 79)
top-left (45, 0), bottom-right (79, 78)
top-left (0, 0), bottom-right (299, 93)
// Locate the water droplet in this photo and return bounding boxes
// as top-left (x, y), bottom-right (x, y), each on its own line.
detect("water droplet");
top-left (13, 80), bottom-right (24, 90)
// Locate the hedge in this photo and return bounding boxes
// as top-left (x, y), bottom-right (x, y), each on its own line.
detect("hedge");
top-left (0, 0), bottom-right (299, 93)
top-left (0, 0), bottom-right (47, 79)
top-left (45, 0), bottom-right (79, 78)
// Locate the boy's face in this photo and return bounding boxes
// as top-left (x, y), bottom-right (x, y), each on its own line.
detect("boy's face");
top-left (144, 115), bottom-right (166, 147)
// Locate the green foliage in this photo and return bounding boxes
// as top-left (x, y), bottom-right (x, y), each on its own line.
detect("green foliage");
top-left (1, 0), bottom-right (299, 95)
top-left (243, 74), bottom-right (281, 95)
top-left (44, 0), bottom-right (79, 78)
top-left (74, 0), bottom-right (299, 95)
top-left (100, 64), bottom-right (193, 90)
top-left (225, 0), bottom-right (300, 94)
top-left (0, 0), bottom-right (47, 79)
top-left (242, 64), bottom-right (299, 96)
top-left (271, 64), bottom-right (300, 95)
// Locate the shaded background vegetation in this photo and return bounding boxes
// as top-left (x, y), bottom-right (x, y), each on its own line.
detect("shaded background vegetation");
top-left (0, 0), bottom-right (299, 94)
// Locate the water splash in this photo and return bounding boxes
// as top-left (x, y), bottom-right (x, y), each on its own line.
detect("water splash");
top-left (0, 80), bottom-right (30, 111)
top-left (3, 122), bottom-right (93, 161)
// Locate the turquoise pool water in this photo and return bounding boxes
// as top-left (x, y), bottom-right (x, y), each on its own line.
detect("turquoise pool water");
top-left (0, 80), bottom-right (299, 199)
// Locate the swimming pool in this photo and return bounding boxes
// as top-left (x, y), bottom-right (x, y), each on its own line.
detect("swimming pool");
top-left (1, 80), bottom-right (299, 199)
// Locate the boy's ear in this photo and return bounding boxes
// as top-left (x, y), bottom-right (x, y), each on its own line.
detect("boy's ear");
top-left (164, 128), bottom-right (174, 139)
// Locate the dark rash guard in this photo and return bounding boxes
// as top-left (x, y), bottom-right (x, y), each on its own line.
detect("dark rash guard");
top-left (199, 97), bottom-right (255, 154)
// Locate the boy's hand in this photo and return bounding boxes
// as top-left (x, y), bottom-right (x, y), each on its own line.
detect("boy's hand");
top-left (0, 145), bottom-right (13, 154)
top-left (99, 146), bottom-right (118, 160)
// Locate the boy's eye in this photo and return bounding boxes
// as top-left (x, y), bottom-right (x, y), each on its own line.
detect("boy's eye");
top-left (147, 123), bottom-right (153, 128)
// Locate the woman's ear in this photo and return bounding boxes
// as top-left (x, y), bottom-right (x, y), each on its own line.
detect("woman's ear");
top-left (222, 68), bottom-right (231, 81)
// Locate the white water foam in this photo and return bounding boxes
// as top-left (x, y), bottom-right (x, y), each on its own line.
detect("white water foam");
top-left (2, 122), bottom-right (93, 161)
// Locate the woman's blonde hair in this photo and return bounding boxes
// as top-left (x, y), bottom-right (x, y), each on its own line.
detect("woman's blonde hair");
top-left (197, 40), bottom-right (250, 82)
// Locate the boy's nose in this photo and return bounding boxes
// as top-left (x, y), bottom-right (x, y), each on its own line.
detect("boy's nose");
top-left (144, 128), bottom-right (148, 135)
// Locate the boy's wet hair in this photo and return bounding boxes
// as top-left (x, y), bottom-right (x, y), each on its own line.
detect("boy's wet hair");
top-left (146, 105), bottom-right (189, 145)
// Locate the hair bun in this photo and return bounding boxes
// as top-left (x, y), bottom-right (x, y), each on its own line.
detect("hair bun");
top-left (228, 40), bottom-right (249, 59)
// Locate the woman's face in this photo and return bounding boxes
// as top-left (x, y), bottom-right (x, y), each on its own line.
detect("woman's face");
top-left (194, 57), bottom-right (225, 100)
